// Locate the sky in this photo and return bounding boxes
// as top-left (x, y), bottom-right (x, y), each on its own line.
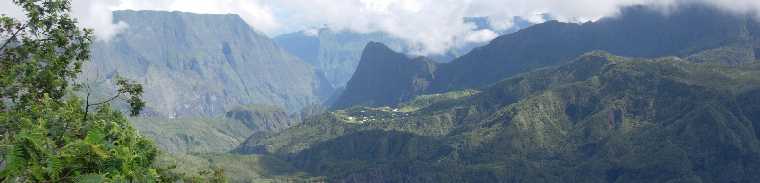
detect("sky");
top-left (2, 0), bottom-right (760, 55)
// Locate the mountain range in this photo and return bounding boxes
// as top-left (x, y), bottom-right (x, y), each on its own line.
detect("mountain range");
top-left (274, 17), bottom-right (534, 88)
top-left (229, 3), bottom-right (760, 182)
top-left (239, 51), bottom-right (760, 182)
top-left (274, 28), bottom-right (407, 88)
top-left (333, 4), bottom-right (760, 109)
top-left (78, 3), bottom-right (760, 183)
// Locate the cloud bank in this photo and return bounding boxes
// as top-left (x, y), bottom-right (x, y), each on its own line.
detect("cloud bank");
top-left (3, 0), bottom-right (760, 54)
top-left (0, 0), bottom-right (125, 41)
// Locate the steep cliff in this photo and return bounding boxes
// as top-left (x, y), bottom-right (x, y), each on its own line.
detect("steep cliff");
top-left (85, 10), bottom-right (333, 117)
top-left (274, 28), bottom-right (407, 88)
top-left (331, 42), bottom-right (437, 108)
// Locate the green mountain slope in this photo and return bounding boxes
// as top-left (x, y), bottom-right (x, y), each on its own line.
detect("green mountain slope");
top-left (131, 117), bottom-right (249, 154)
top-left (131, 104), bottom-right (294, 154)
top-left (132, 105), bottom-right (311, 182)
top-left (237, 52), bottom-right (760, 182)
top-left (85, 10), bottom-right (333, 117)
top-left (157, 153), bottom-right (320, 183)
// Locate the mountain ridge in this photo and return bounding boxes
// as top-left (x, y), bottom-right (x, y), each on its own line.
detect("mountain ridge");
top-left (237, 51), bottom-right (760, 182)
top-left (333, 4), bottom-right (760, 109)
top-left (274, 28), bottom-right (408, 88)
top-left (331, 42), bottom-right (437, 109)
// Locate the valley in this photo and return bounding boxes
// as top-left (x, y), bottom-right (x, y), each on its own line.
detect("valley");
top-left (126, 4), bottom-right (760, 182)
top-left (3, 1), bottom-right (756, 182)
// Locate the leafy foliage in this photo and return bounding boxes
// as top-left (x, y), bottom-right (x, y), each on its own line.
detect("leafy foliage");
top-left (113, 78), bottom-right (145, 117)
top-left (0, 0), bottom-right (91, 105)
top-left (0, 0), bottom-right (194, 182)
top-left (0, 98), bottom-right (163, 182)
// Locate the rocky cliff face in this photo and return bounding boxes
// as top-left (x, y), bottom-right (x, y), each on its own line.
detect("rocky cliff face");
top-left (273, 21), bottom-right (529, 89)
top-left (85, 10), bottom-right (333, 117)
top-left (331, 42), bottom-right (437, 109)
top-left (274, 29), bottom-right (407, 88)
top-left (334, 4), bottom-right (760, 109)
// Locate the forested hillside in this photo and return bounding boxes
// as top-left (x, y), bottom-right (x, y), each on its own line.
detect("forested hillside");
top-left (239, 52), bottom-right (760, 182)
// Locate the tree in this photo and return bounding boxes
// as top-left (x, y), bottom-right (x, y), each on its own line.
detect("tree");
top-left (0, 0), bottom-right (170, 182)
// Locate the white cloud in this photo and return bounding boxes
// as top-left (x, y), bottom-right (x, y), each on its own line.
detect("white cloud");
top-left (267, 0), bottom-right (760, 55)
top-left (464, 29), bottom-right (498, 44)
top-left (70, 0), bottom-right (127, 41)
top-left (302, 28), bottom-right (320, 37)
top-left (114, 0), bottom-right (280, 36)
top-left (1, 0), bottom-right (126, 41)
top-left (165, 0), bottom-right (280, 35)
top-left (0, 0), bottom-right (23, 18)
top-left (4, 0), bottom-right (760, 54)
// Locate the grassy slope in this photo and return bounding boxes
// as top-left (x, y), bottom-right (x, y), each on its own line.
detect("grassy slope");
top-left (130, 105), bottom-right (318, 182)
top-left (131, 117), bottom-right (251, 153)
top-left (157, 153), bottom-right (320, 183)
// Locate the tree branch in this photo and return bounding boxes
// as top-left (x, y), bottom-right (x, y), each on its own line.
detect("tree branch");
top-left (0, 23), bottom-right (28, 54)
top-left (86, 93), bottom-right (121, 108)
top-left (82, 91), bottom-right (90, 122)
top-left (83, 91), bottom-right (121, 122)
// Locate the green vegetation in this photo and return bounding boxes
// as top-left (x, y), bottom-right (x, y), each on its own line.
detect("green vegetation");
top-left (334, 5), bottom-right (760, 109)
top-left (130, 104), bottom-right (312, 182)
top-left (157, 153), bottom-right (321, 183)
top-left (686, 45), bottom-right (757, 66)
top-left (129, 104), bottom-right (294, 154)
top-left (238, 52), bottom-right (760, 182)
top-left (0, 1), bottom-right (233, 182)
top-left (0, 0), bottom-right (167, 181)
top-left (224, 104), bottom-right (296, 133)
top-left (398, 89), bottom-right (480, 112)
top-left (130, 117), bottom-right (252, 154)
top-left (5, 2), bottom-right (756, 182)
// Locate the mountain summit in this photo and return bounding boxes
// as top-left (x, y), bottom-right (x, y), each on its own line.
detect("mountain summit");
top-left (331, 42), bottom-right (437, 108)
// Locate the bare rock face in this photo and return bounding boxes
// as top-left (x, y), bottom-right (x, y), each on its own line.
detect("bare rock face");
top-left (274, 29), bottom-right (408, 89)
top-left (272, 18), bottom-right (535, 89)
top-left (331, 42), bottom-right (437, 109)
top-left (86, 10), bottom-right (333, 117)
